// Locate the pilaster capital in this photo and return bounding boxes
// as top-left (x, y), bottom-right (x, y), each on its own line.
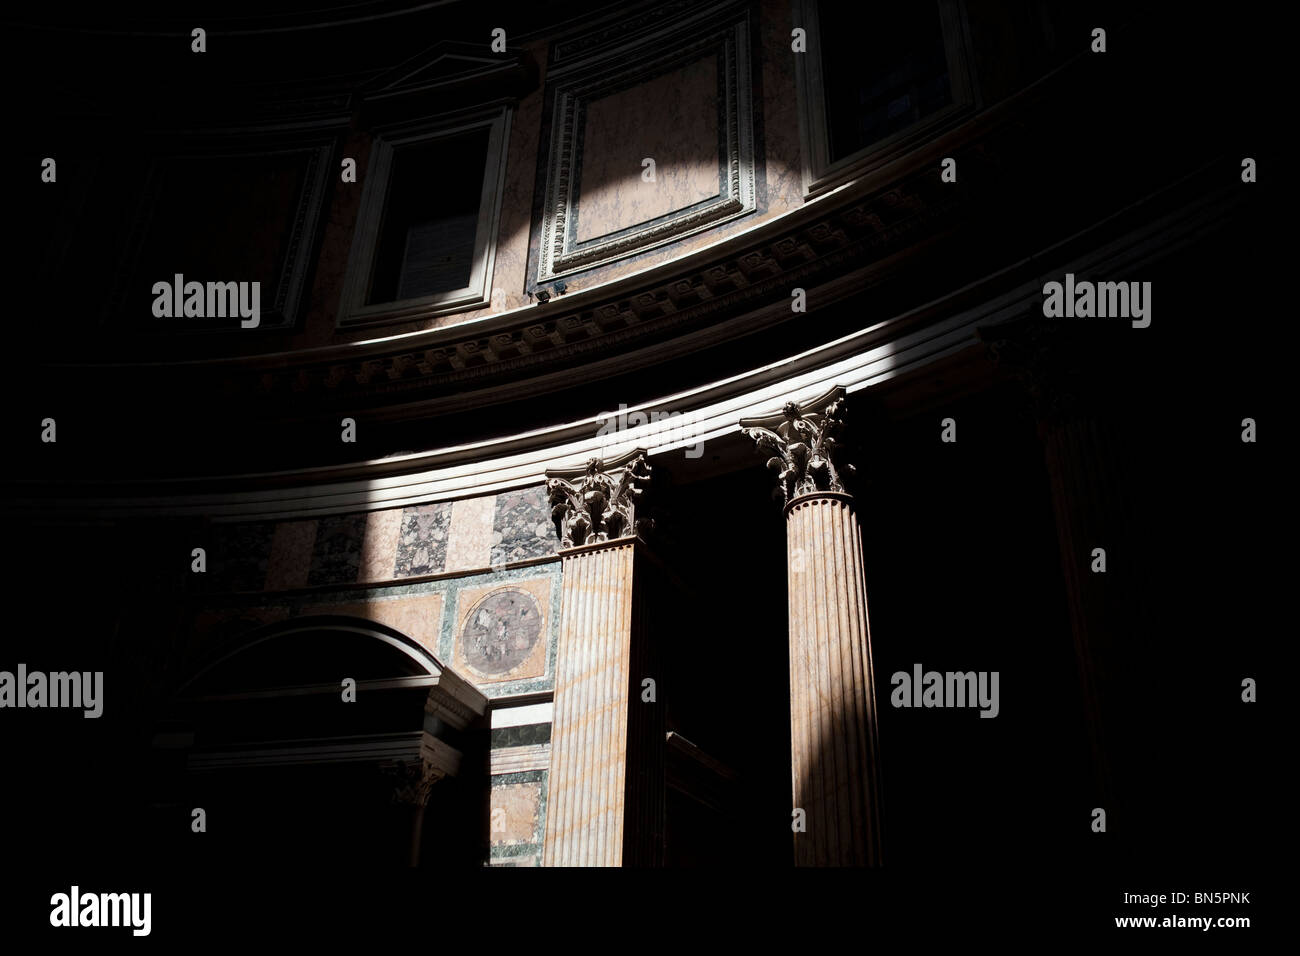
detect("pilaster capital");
top-left (383, 761), bottom-right (444, 808)
top-left (382, 733), bottom-right (462, 808)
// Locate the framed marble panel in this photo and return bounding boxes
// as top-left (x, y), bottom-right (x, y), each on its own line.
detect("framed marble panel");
top-left (793, 0), bottom-right (979, 198)
top-left (533, 2), bottom-right (756, 284)
top-left (449, 573), bottom-right (558, 696)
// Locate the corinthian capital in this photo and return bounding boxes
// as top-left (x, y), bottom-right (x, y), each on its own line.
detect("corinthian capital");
top-left (545, 448), bottom-right (652, 549)
top-left (383, 734), bottom-right (462, 807)
top-left (740, 386), bottom-right (854, 504)
top-left (384, 759), bottom-right (446, 808)
top-left (976, 316), bottom-right (1118, 425)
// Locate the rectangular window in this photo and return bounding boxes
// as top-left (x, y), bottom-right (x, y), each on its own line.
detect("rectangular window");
top-left (338, 108), bottom-right (509, 329)
top-left (367, 127), bottom-right (489, 304)
top-left (819, 1), bottom-right (952, 163)
top-left (113, 143), bottom-right (332, 333)
top-left (795, 0), bottom-right (976, 197)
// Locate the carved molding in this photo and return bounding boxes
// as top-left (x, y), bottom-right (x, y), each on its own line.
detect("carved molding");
top-left (22, 174), bottom-right (1240, 520)
top-left (741, 386), bottom-right (855, 504)
top-left (425, 686), bottom-right (482, 731)
top-left (66, 42), bottom-right (1143, 390)
top-left (545, 448), bottom-right (652, 549)
top-left (234, 170), bottom-right (957, 403)
top-left (75, 107), bottom-right (986, 392)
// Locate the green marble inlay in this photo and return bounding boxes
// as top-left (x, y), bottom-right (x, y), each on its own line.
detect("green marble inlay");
top-left (490, 722), bottom-right (552, 749)
top-left (440, 564), bottom-right (563, 699)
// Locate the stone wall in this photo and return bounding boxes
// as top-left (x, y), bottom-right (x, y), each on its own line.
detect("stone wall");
top-left (181, 483), bottom-right (562, 866)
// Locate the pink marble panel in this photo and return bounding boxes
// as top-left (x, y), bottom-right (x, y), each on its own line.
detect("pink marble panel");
top-left (264, 519), bottom-right (318, 592)
top-left (445, 495), bottom-right (498, 571)
top-left (575, 55), bottom-right (720, 243)
top-left (309, 592), bottom-right (445, 654)
top-left (490, 782), bottom-right (543, 846)
top-left (359, 507), bottom-right (403, 583)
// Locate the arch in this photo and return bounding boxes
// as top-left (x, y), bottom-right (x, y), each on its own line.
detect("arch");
top-left (152, 612), bottom-right (489, 868)
top-left (176, 613), bottom-right (450, 698)
top-left (164, 611), bottom-right (486, 757)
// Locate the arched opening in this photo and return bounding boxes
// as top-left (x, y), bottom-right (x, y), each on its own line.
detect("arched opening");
top-left (150, 616), bottom-right (488, 868)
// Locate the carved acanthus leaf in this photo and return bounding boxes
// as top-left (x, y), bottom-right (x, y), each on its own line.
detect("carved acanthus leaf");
top-left (740, 388), bottom-right (855, 504)
top-left (545, 449), bottom-right (652, 549)
top-left (382, 759), bottom-right (446, 808)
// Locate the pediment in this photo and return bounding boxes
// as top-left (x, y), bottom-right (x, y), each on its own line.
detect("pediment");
top-left (363, 40), bottom-right (531, 98)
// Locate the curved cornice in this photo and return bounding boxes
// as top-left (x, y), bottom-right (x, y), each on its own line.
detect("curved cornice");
top-left (6, 174), bottom-right (1235, 522)
top-left (56, 61), bottom-right (1056, 381)
top-left (9, 2), bottom-right (522, 37)
top-left (52, 53), bottom-right (1150, 442)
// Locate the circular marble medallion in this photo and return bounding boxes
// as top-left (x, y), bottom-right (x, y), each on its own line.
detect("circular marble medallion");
top-left (462, 588), bottom-right (543, 676)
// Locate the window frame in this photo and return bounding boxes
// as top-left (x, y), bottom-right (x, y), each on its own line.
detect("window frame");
top-left (337, 104), bottom-right (511, 330)
top-left (109, 137), bottom-right (334, 334)
top-left (793, 0), bottom-right (980, 199)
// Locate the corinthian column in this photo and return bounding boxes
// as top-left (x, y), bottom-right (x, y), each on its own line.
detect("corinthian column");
top-left (978, 317), bottom-right (1141, 814)
top-left (742, 387), bottom-right (882, 866)
top-left (541, 450), bottom-right (663, 866)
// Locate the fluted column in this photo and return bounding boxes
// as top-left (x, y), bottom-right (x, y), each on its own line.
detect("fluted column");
top-left (541, 450), bottom-right (662, 866)
top-left (743, 387), bottom-right (883, 865)
top-left (1038, 416), bottom-right (1127, 806)
top-left (979, 317), bottom-right (1142, 812)
top-left (786, 491), bottom-right (883, 865)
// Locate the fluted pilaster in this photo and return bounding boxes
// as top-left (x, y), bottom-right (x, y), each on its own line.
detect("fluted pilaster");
top-left (543, 539), bottom-right (637, 866)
